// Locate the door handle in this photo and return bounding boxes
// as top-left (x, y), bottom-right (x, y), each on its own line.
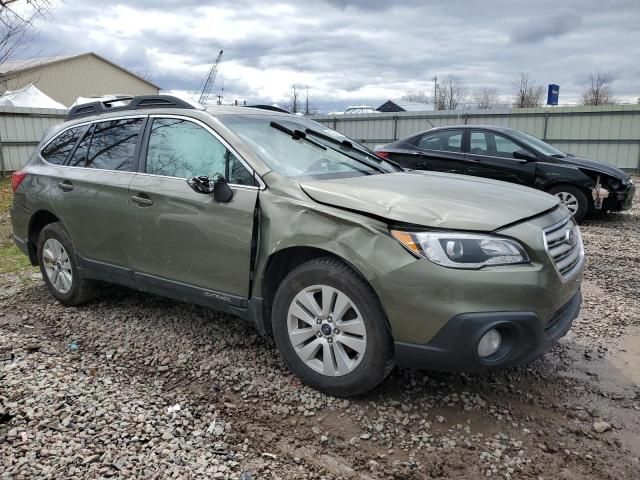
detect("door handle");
top-left (131, 194), bottom-right (153, 206)
top-left (57, 181), bottom-right (74, 191)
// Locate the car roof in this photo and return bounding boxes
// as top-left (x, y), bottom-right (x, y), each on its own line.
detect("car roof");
top-left (46, 97), bottom-right (302, 147)
top-left (205, 105), bottom-right (294, 117)
top-left (57, 103), bottom-right (296, 134)
top-left (64, 94), bottom-right (295, 124)
top-left (424, 125), bottom-right (515, 133)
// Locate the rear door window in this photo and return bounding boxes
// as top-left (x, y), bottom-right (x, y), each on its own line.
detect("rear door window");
top-left (85, 118), bottom-right (144, 171)
top-left (145, 118), bottom-right (256, 186)
top-left (67, 125), bottom-right (93, 167)
top-left (469, 131), bottom-right (490, 155)
top-left (416, 130), bottom-right (463, 153)
top-left (41, 126), bottom-right (86, 165)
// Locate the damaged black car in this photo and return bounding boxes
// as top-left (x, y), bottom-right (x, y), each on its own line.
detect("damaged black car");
top-left (376, 126), bottom-right (635, 223)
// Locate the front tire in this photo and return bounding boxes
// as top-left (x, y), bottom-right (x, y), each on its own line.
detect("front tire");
top-left (272, 257), bottom-right (394, 397)
top-left (37, 222), bottom-right (96, 306)
top-left (547, 184), bottom-right (589, 223)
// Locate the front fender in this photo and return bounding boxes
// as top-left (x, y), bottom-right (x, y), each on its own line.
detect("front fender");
top-left (535, 162), bottom-right (595, 190)
top-left (251, 188), bottom-right (414, 298)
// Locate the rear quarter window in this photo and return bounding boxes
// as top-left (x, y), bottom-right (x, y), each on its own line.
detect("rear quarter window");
top-left (41, 126), bottom-right (86, 165)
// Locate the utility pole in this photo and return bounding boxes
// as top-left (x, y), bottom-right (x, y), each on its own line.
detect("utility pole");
top-left (216, 94), bottom-right (223, 105)
top-left (433, 75), bottom-right (438, 111)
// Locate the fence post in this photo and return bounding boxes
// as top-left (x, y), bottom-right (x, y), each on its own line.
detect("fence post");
top-left (393, 116), bottom-right (399, 140)
top-left (0, 128), bottom-right (5, 178)
top-left (543, 111), bottom-right (549, 140)
top-left (464, 113), bottom-right (468, 125)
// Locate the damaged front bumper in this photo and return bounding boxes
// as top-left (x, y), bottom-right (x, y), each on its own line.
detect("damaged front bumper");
top-left (394, 291), bottom-right (581, 371)
top-left (592, 177), bottom-right (635, 211)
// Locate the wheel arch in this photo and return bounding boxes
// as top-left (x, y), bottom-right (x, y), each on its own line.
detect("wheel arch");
top-left (27, 210), bottom-right (61, 265)
top-left (544, 181), bottom-right (592, 207)
top-left (259, 246), bottom-right (390, 337)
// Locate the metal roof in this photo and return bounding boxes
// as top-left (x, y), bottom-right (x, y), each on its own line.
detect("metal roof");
top-left (0, 52), bottom-right (161, 89)
top-left (377, 99), bottom-right (434, 112)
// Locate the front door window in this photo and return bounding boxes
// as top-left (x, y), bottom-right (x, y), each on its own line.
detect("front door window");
top-left (145, 118), bottom-right (256, 186)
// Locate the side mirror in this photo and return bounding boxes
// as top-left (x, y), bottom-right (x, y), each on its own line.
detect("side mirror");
top-left (213, 177), bottom-right (234, 203)
top-left (513, 149), bottom-right (536, 162)
top-left (187, 175), bottom-right (215, 194)
top-left (186, 175), bottom-right (234, 202)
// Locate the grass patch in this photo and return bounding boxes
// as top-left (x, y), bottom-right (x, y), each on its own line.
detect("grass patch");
top-left (0, 177), bottom-right (37, 276)
top-left (0, 243), bottom-right (35, 274)
top-left (0, 177), bottom-right (12, 213)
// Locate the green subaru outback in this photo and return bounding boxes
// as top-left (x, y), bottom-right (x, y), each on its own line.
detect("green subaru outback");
top-left (10, 95), bottom-right (584, 396)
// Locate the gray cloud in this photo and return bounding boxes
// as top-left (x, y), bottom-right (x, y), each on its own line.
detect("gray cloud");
top-left (511, 14), bottom-right (582, 44)
top-left (12, 0), bottom-right (640, 110)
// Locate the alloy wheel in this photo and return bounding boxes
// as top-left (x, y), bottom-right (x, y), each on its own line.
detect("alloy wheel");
top-left (287, 284), bottom-right (367, 377)
top-left (554, 191), bottom-right (579, 215)
top-left (42, 238), bottom-right (73, 294)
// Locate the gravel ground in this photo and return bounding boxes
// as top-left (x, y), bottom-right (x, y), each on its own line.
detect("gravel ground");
top-left (1, 180), bottom-right (639, 479)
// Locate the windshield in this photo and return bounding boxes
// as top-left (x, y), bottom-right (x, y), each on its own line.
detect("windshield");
top-left (218, 114), bottom-right (399, 180)
top-left (507, 129), bottom-right (567, 157)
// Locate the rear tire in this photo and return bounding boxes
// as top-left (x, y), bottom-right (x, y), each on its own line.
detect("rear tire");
top-left (272, 257), bottom-right (394, 397)
top-left (547, 184), bottom-right (589, 223)
top-left (37, 222), bottom-right (96, 306)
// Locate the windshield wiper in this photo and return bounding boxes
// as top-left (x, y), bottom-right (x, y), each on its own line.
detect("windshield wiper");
top-left (270, 121), bottom-right (327, 151)
top-left (271, 121), bottom-right (385, 174)
top-left (304, 128), bottom-right (403, 171)
top-left (302, 128), bottom-right (394, 173)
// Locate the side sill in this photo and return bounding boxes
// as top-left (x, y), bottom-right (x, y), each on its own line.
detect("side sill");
top-left (76, 255), bottom-right (251, 321)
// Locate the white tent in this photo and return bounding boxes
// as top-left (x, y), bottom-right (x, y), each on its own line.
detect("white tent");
top-left (0, 84), bottom-right (67, 109)
top-left (71, 94), bottom-right (132, 107)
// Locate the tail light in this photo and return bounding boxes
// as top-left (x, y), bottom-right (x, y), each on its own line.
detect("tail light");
top-left (376, 151), bottom-right (390, 159)
top-left (11, 170), bottom-right (27, 193)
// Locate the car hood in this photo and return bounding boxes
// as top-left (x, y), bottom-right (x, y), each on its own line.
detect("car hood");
top-left (558, 155), bottom-right (628, 180)
top-left (300, 171), bottom-right (560, 231)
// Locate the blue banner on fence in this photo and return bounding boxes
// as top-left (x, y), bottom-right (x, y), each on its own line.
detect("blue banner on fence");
top-left (547, 84), bottom-right (560, 105)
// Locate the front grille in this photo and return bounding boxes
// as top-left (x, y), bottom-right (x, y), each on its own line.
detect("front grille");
top-left (543, 216), bottom-right (584, 281)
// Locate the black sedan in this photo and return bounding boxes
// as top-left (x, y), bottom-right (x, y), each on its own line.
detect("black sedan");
top-left (375, 126), bottom-right (635, 222)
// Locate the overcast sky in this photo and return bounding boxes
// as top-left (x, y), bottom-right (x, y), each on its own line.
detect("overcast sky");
top-left (19, 0), bottom-right (640, 111)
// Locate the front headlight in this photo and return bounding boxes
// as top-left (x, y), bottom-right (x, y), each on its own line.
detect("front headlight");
top-left (391, 230), bottom-right (529, 269)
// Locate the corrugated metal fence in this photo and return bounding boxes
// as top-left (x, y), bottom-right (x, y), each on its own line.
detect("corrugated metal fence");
top-left (2, 104), bottom-right (640, 174)
top-left (314, 104), bottom-right (640, 172)
top-left (0, 106), bottom-right (67, 174)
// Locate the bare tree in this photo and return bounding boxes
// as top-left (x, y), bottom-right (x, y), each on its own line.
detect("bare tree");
top-left (303, 86), bottom-right (313, 115)
top-left (288, 85), bottom-right (300, 113)
top-left (0, 1), bottom-right (52, 67)
top-left (401, 90), bottom-right (431, 103)
top-left (472, 87), bottom-right (499, 109)
top-left (512, 72), bottom-right (545, 108)
top-left (134, 69), bottom-right (154, 84)
top-left (435, 76), bottom-right (466, 110)
top-left (582, 72), bottom-right (615, 106)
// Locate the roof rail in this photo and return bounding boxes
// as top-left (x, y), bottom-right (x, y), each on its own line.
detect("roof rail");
top-left (245, 104), bottom-right (292, 114)
top-left (65, 94), bottom-right (199, 121)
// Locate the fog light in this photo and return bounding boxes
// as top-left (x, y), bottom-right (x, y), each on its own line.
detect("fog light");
top-left (478, 329), bottom-right (502, 358)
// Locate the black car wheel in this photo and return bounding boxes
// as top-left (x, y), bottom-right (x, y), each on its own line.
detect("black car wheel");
top-left (272, 257), bottom-right (394, 397)
top-left (37, 222), bottom-right (96, 306)
top-left (547, 185), bottom-right (589, 223)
